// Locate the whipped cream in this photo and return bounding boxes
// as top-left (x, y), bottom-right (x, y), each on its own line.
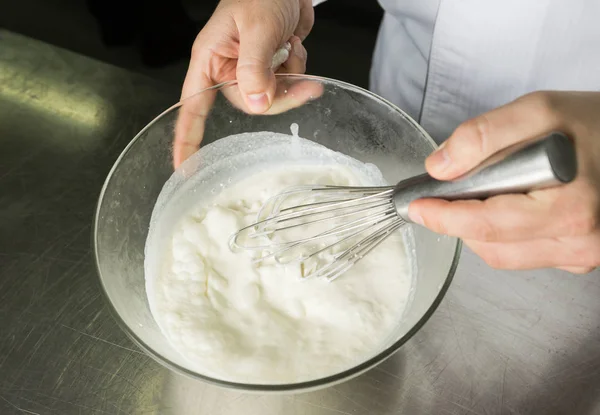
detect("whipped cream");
top-left (146, 130), bottom-right (413, 384)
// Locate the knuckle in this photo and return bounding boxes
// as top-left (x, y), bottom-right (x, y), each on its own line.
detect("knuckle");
top-left (237, 57), bottom-right (266, 74)
top-left (571, 210), bottom-right (599, 236)
top-left (298, 60), bottom-right (307, 74)
top-left (472, 114), bottom-right (492, 155)
top-left (190, 34), bottom-right (207, 58)
top-left (521, 91), bottom-right (561, 123)
top-left (469, 216), bottom-right (499, 242)
top-left (588, 237), bottom-right (600, 266)
top-left (559, 180), bottom-right (600, 237)
top-left (455, 115), bottom-right (492, 156)
top-left (422, 216), bottom-right (448, 235)
top-left (242, 4), bottom-right (289, 37)
top-left (479, 249), bottom-right (508, 270)
top-left (567, 234), bottom-right (600, 267)
top-left (567, 193), bottom-right (600, 236)
top-left (191, 42), bottom-right (202, 59)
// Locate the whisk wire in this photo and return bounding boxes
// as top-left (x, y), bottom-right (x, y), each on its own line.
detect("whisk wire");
top-left (312, 218), bottom-right (405, 281)
top-left (259, 199), bottom-right (394, 235)
top-left (228, 185), bottom-right (405, 281)
top-left (261, 187), bottom-right (393, 224)
top-left (250, 207), bottom-right (398, 264)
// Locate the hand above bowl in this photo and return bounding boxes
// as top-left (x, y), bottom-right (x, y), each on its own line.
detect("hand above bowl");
top-left (173, 0), bottom-right (323, 168)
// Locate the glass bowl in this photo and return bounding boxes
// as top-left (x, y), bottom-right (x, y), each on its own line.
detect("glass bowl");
top-left (94, 74), bottom-right (461, 393)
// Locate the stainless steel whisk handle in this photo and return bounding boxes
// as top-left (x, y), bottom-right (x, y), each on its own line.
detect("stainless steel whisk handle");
top-left (393, 132), bottom-right (578, 221)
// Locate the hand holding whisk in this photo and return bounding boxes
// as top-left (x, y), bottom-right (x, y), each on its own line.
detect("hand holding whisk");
top-left (230, 132), bottom-right (577, 281)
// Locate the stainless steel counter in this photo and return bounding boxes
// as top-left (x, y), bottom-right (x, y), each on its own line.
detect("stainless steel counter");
top-left (1, 29), bottom-right (600, 415)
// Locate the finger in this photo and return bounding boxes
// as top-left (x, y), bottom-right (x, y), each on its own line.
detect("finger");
top-left (267, 78), bottom-right (323, 114)
top-left (221, 36), bottom-right (308, 113)
top-left (174, 54), bottom-right (216, 168)
top-left (408, 194), bottom-right (558, 242)
top-left (295, 0), bottom-right (315, 40)
top-left (409, 166), bottom-right (600, 242)
top-left (175, 74), bottom-right (322, 168)
top-left (426, 92), bottom-right (564, 180)
top-left (464, 232), bottom-right (600, 270)
top-left (220, 77), bottom-right (324, 116)
top-left (236, 19), bottom-right (282, 113)
top-left (173, 86), bottom-right (217, 168)
top-left (557, 266), bottom-right (597, 274)
top-left (278, 36), bottom-right (307, 74)
top-left (180, 35), bottom-right (206, 100)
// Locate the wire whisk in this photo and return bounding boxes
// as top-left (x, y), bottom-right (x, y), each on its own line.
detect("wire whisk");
top-left (230, 132), bottom-right (577, 281)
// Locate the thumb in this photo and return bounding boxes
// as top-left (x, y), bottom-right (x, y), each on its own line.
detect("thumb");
top-left (425, 92), bottom-right (562, 180)
top-left (236, 26), bottom-right (281, 114)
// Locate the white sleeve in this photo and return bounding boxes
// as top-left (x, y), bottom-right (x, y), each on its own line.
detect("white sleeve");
top-left (313, 0), bottom-right (327, 6)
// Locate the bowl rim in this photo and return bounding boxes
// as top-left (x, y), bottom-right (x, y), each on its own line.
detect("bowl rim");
top-left (93, 73), bottom-right (462, 393)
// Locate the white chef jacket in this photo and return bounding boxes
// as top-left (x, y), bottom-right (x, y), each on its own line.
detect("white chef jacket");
top-left (315, 0), bottom-right (600, 143)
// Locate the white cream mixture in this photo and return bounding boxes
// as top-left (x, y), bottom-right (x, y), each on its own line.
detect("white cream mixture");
top-left (146, 131), bottom-right (413, 384)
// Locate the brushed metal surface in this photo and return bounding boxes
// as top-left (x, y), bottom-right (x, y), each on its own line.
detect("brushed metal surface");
top-left (1, 29), bottom-right (600, 415)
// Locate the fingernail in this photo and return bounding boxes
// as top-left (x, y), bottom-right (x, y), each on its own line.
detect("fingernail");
top-left (247, 93), bottom-right (269, 113)
top-left (429, 143), bottom-right (451, 172)
top-left (293, 41), bottom-right (306, 60)
top-left (408, 208), bottom-right (424, 225)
